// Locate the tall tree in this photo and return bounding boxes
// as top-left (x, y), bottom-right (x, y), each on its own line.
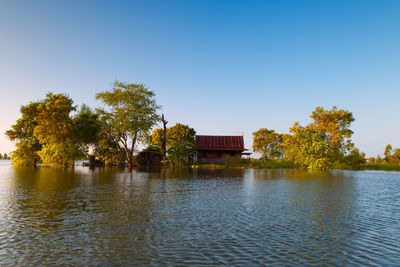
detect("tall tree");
top-left (283, 106), bottom-right (355, 170)
top-left (166, 123), bottom-right (196, 166)
top-left (96, 81), bottom-right (160, 169)
top-left (72, 105), bottom-right (101, 153)
top-left (252, 128), bottom-right (283, 159)
top-left (151, 123), bottom-right (196, 166)
top-left (7, 93), bottom-right (99, 167)
top-left (310, 106), bottom-right (354, 157)
top-left (5, 102), bottom-right (42, 166)
top-left (34, 93), bottom-right (81, 166)
top-left (286, 122), bottom-right (332, 169)
top-left (384, 144), bottom-right (393, 162)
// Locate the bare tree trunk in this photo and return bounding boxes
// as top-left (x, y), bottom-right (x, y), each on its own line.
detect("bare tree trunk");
top-left (161, 114), bottom-right (168, 161)
top-left (127, 135), bottom-right (137, 170)
top-left (127, 154), bottom-right (133, 170)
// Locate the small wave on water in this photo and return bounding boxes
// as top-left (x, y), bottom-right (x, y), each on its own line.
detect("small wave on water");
top-left (0, 166), bottom-right (399, 265)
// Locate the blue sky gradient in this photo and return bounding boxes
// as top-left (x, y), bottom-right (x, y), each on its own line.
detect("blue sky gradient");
top-left (1, 0), bottom-right (400, 156)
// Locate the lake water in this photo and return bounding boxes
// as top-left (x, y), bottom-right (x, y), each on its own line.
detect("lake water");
top-left (0, 161), bottom-right (399, 265)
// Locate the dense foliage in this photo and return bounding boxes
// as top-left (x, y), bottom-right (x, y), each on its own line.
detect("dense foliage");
top-left (151, 123), bottom-right (196, 167)
top-left (5, 102), bottom-right (42, 166)
top-left (6, 93), bottom-right (100, 167)
top-left (96, 81), bottom-right (160, 169)
top-left (253, 106), bottom-right (358, 170)
top-left (382, 144), bottom-right (400, 163)
top-left (252, 128), bottom-right (283, 160)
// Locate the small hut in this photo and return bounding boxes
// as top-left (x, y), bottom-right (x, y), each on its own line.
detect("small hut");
top-left (194, 135), bottom-right (250, 163)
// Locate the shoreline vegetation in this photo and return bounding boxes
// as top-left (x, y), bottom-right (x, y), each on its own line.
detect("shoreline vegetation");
top-left (4, 80), bottom-right (399, 172)
top-left (196, 158), bottom-right (400, 172)
top-left (0, 153), bottom-right (10, 160)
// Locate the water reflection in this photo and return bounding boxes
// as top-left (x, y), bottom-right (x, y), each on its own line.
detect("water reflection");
top-left (0, 165), bottom-right (399, 265)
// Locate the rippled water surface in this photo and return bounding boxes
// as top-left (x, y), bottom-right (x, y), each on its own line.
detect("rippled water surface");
top-left (0, 162), bottom-right (400, 265)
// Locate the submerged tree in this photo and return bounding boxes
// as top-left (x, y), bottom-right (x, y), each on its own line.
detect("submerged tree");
top-left (33, 93), bottom-right (98, 167)
top-left (252, 128), bottom-right (283, 160)
top-left (282, 106), bottom-right (356, 170)
top-left (286, 122), bottom-right (332, 169)
top-left (151, 123), bottom-right (196, 166)
top-left (310, 106), bottom-right (355, 157)
top-left (96, 81), bottom-right (160, 169)
top-left (34, 93), bottom-right (77, 166)
top-left (6, 93), bottom-right (100, 167)
top-left (5, 102), bottom-right (42, 166)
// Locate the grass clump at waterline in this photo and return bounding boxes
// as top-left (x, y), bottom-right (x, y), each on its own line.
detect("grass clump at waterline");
top-left (194, 157), bottom-right (296, 169)
top-left (359, 163), bottom-right (400, 172)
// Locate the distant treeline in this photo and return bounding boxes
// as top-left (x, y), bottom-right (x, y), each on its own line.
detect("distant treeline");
top-left (0, 153), bottom-right (10, 160)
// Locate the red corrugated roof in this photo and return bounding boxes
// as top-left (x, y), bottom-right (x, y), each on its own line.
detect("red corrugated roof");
top-left (196, 135), bottom-right (245, 151)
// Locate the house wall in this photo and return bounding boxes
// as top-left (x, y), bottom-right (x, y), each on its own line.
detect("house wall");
top-left (197, 150), bottom-right (242, 163)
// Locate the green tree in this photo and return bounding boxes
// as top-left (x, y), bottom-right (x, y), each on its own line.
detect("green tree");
top-left (286, 122), bottom-right (332, 169)
top-left (166, 123), bottom-right (196, 150)
top-left (96, 81), bottom-right (160, 169)
top-left (3, 153), bottom-right (8, 160)
top-left (369, 156), bottom-right (376, 164)
top-left (5, 102), bottom-right (42, 166)
top-left (252, 128), bottom-right (283, 159)
top-left (310, 106), bottom-right (354, 158)
top-left (151, 123), bottom-right (196, 166)
top-left (392, 148), bottom-right (400, 162)
top-left (282, 133), bottom-right (297, 162)
top-left (71, 105), bottom-right (101, 160)
top-left (34, 93), bottom-right (82, 166)
top-left (167, 137), bottom-right (194, 167)
top-left (342, 148), bottom-right (366, 168)
top-left (150, 128), bottom-right (164, 148)
top-left (73, 105), bottom-right (100, 145)
top-left (384, 144), bottom-right (393, 162)
top-left (94, 132), bottom-right (125, 166)
top-left (0, 154), bottom-right (2, 160)
top-left (282, 106), bottom-right (355, 170)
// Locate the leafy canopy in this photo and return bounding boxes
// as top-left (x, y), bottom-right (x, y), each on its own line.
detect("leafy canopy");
top-left (5, 102), bottom-right (42, 166)
top-left (96, 81), bottom-right (160, 168)
top-left (151, 123), bottom-right (196, 166)
top-left (252, 128), bottom-right (283, 160)
top-left (283, 106), bottom-right (356, 170)
top-left (6, 93), bottom-right (100, 167)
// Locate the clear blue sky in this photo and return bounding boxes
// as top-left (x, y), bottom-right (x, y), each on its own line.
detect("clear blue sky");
top-left (1, 0), bottom-right (399, 157)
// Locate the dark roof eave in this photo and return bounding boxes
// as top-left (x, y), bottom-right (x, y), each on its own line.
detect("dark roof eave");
top-left (195, 148), bottom-right (246, 151)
